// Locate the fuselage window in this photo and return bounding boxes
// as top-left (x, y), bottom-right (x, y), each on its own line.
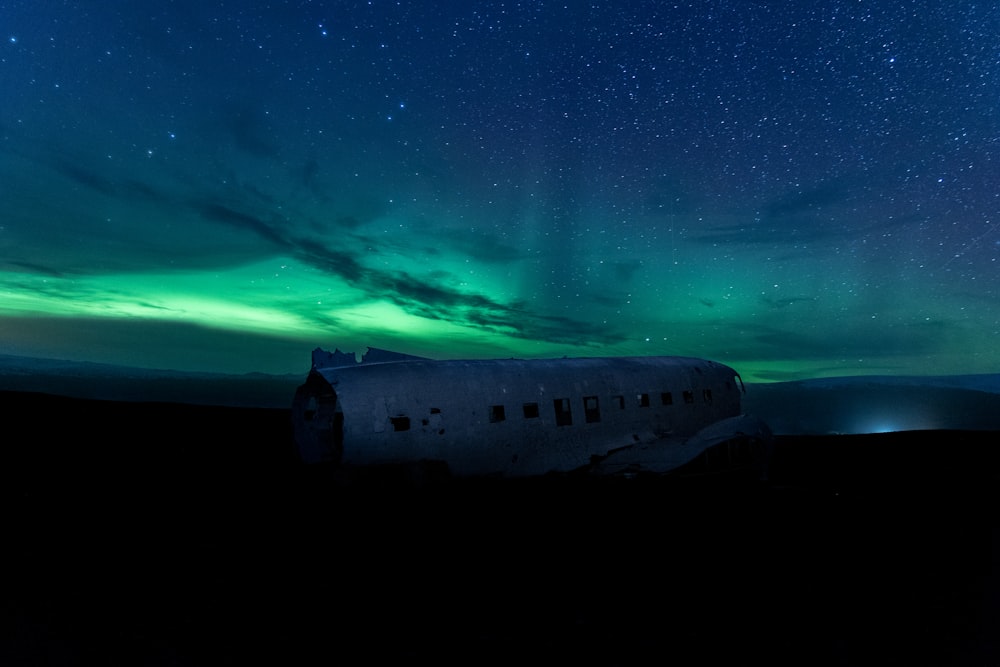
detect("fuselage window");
top-left (553, 398), bottom-right (573, 426)
top-left (523, 402), bottom-right (540, 419)
top-left (390, 416), bottom-right (410, 432)
top-left (703, 389), bottom-right (713, 403)
top-left (661, 392), bottom-right (673, 406)
top-left (683, 390), bottom-right (695, 404)
top-left (489, 404), bottom-right (506, 423)
top-left (637, 393), bottom-right (650, 408)
top-left (584, 396), bottom-right (600, 423)
top-left (612, 395), bottom-right (625, 409)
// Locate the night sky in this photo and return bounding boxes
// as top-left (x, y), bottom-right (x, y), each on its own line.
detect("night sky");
top-left (2, 1), bottom-right (998, 379)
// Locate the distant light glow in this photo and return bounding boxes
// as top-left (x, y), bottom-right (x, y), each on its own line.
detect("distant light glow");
top-left (851, 413), bottom-right (940, 435)
top-left (866, 423), bottom-right (902, 435)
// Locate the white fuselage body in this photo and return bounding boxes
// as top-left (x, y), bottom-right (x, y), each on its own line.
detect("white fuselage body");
top-left (292, 353), bottom-right (767, 477)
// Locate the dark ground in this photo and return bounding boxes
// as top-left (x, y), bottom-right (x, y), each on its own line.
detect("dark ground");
top-left (2, 390), bottom-right (997, 665)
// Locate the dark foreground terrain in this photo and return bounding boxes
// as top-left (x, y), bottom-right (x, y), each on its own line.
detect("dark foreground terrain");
top-left (3, 390), bottom-right (998, 665)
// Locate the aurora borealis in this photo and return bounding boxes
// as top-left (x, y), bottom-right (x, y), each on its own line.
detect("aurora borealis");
top-left (2, 2), bottom-right (998, 379)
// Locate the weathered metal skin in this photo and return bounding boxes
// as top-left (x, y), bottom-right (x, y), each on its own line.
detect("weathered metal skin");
top-left (291, 347), bottom-right (771, 477)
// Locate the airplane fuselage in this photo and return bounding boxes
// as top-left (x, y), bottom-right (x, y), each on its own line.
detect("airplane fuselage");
top-left (292, 349), bottom-right (769, 477)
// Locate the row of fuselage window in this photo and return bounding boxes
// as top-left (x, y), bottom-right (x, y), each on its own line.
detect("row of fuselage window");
top-left (389, 388), bottom-right (716, 432)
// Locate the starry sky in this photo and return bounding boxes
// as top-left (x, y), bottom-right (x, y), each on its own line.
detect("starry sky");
top-left (1, 1), bottom-right (998, 380)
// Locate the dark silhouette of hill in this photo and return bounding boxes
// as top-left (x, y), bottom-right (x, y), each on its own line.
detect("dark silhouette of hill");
top-left (745, 380), bottom-right (1000, 434)
top-left (0, 354), bottom-right (301, 407)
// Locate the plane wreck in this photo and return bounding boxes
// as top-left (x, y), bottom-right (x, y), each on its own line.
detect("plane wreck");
top-left (291, 347), bottom-right (772, 478)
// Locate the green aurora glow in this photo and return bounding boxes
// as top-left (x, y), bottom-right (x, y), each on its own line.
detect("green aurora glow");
top-left (2, 2), bottom-right (998, 380)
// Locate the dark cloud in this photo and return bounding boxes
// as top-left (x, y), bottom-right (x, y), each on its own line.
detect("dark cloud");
top-left (4, 149), bottom-right (280, 276)
top-left (118, 178), bottom-right (173, 204)
top-left (194, 202), bottom-right (293, 249)
top-left (190, 201), bottom-right (621, 347)
top-left (357, 261), bottom-right (624, 346)
top-left (295, 242), bottom-right (368, 285)
top-left (48, 155), bottom-right (176, 209)
top-left (2, 261), bottom-right (69, 278)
